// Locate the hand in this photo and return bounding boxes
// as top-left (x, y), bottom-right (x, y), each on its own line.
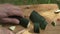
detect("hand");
top-left (0, 27), bottom-right (14, 34)
top-left (0, 4), bottom-right (24, 24)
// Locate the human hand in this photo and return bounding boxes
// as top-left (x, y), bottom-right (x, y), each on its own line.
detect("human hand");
top-left (0, 4), bottom-right (24, 24)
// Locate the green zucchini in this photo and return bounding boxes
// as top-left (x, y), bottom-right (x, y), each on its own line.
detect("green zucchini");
top-left (20, 18), bottom-right (29, 28)
top-left (51, 22), bottom-right (56, 26)
top-left (8, 15), bottom-right (29, 28)
top-left (34, 23), bottom-right (40, 33)
top-left (29, 10), bottom-right (47, 30)
top-left (40, 21), bottom-right (47, 30)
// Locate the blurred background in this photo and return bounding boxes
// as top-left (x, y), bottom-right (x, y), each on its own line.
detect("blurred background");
top-left (0, 0), bottom-right (59, 4)
top-left (0, 0), bottom-right (60, 8)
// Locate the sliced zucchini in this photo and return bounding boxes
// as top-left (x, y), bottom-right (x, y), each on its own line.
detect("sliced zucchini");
top-left (40, 21), bottom-right (47, 30)
top-left (34, 23), bottom-right (40, 33)
top-left (19, 18), bottom-right (29, 28)
top-left (29, 10), bottom-right (47, 30)
top-left (51, 22), bottom-right (56, 26)
top-left (8, 15), bottom-right (29, 28)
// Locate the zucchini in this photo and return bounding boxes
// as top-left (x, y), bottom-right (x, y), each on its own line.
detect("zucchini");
top-left (51, 22), bottom-right (56, 26)
top-left (40, 21), bottom-right (47, 30)
top-left (8, 15), bottom-right (29, 28)
top-left (34, 23), bottom-right (40, 33)
top-left (29, 10), bottom-right (47, 30)
top-left (20, 17), bottom-right (29, 28)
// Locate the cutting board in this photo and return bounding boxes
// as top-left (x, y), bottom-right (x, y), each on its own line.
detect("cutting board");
top-left (1, 4), bottom-right (60, 34)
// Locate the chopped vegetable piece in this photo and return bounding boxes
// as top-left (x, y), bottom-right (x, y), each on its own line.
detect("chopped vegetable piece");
top-left (34, 23), bottom-right (40, 33)
top-left (29, 10), bottom-right (47, 30)
top-left (51, 22), bottom-right (56, 26)
top-left (9, 26), bottom-right (16, 31)
top-left (20, 18), bottom-right (29, 28)
top-left (8, 15), bottom-right (29, 28)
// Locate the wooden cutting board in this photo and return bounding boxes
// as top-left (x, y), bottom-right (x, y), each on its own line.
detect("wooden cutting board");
top-left (2, 4), bottom-right (60, 34)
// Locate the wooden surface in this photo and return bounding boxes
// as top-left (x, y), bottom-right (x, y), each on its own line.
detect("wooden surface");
top-left (1, 4), bottom-right (60, 34)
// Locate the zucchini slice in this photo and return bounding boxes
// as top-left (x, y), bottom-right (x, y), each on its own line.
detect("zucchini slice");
top-left (8, 15), bottom-right (29, 28)
top-left (20, 17), bottom-right (29, 28)
top-left (40, 21), bottom-right (47, 30)
top-left (34, 23), bottom-right (40, 33)
top-left (29, 10), bottom-right (47, 30)
top-left (51, 22), bottom-right (56, 26)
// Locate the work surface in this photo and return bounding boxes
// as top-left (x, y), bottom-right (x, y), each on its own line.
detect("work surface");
top-left (1, 4), bottom-right (60, 34)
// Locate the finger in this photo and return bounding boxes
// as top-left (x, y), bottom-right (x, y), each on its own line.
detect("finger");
top-left (3, 4), bottom-right (24, 17)
top-left (8, 7), bottom-right (24, 17)
top-left (0, 4), bottom-right (24, 17)
top-left (1, 18), bottom-right (20, 24)
top-left (0, 12), bottom-right (8, 18)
